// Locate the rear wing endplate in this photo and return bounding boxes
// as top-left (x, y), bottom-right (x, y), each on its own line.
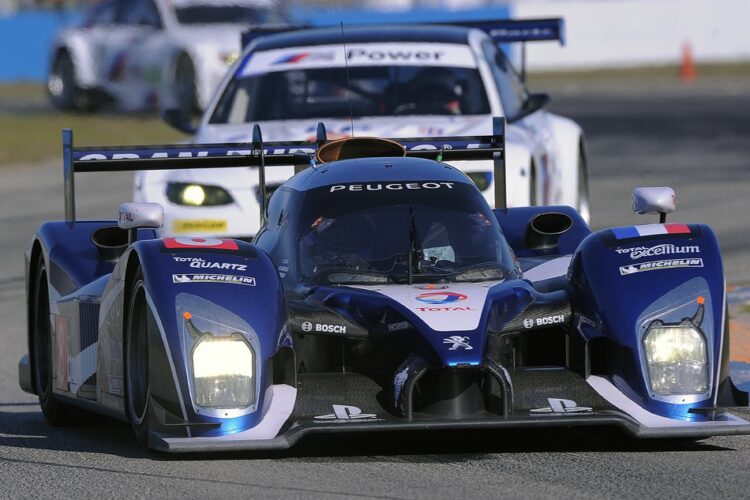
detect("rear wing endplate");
top-left (63, 118), bottom-right (506, 225)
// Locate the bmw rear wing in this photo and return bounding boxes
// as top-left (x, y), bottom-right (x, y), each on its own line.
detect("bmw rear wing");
top-left (242, 18), bottom-right (564, 47)
top-left (62, 118), bottom-right (507, 223)
top-left (241, 17), bottom-right (564, 80)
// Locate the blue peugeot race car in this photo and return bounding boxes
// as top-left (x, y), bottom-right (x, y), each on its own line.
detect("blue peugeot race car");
top-left (18, 119), bottom-right (750, 452)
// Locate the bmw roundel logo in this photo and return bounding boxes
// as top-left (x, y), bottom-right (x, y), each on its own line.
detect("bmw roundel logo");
top-left (415, 291), bottom-right (468, 304)
top-left (301, 321), bottom-right (313, 332)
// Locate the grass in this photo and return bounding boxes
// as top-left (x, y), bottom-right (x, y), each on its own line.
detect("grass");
top-left (0, 83), bottom-right (186, 165)
top-left (0, 113), bottom-right (186, 165)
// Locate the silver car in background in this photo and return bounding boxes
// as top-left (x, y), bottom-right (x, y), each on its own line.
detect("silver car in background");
top-left (47, 0), bottom-right (286, 112)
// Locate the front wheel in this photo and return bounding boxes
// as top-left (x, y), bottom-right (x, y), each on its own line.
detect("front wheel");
top-left (173, 54), bottom-right (198, 115)
top-left (32, 257), bottom-right (76, 424)
top-left (125, 268), bottom-right (152, 448)
top-left (47, 51), bottom-right (99, 112)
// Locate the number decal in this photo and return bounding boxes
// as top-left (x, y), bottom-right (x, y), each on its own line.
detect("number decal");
top-left (163, 237), bottom-right (239, 250)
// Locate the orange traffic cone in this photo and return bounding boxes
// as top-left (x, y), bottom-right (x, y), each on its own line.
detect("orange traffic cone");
top-left (680, 42), bottom-right (697, 83)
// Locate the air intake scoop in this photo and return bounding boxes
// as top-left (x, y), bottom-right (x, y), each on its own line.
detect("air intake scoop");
top-left (316, 137), bottom-right (406, 163)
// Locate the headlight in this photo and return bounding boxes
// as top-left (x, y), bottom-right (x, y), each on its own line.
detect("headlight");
top-left (166, 182), bottom-right (233, 206)
top-left (192, 334), bottom-right (254, 409)
top-left (466, 172), bottom-right (492, 192)
top-left (643, 324), bottom-right (708, 395)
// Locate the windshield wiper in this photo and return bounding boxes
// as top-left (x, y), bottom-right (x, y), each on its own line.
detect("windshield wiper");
top-left (407, 205), bottom-right (423, 285)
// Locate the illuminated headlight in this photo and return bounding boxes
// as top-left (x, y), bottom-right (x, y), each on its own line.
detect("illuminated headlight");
top-left (643, 325), bottom-right (708, 395)
top-left (166, 182), bottom-right (233, 206)
top-left (192, 335), bottom-right (254, 408)
top-left (466, 172), bottom-right (492, 192)
top-left (219, 51), bottom-right (239, 65)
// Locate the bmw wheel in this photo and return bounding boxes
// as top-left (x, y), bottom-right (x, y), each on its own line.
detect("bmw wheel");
top-left (125, 268), bottom-right (152, 448)
top-left (48, 52), bottom-right (76, 111)
top-left (48, 51), bottom-right (98, 112)
top-left (174, 54), bottom-right (198, 115)
top-left (32, 256), bottom-right (75, 424)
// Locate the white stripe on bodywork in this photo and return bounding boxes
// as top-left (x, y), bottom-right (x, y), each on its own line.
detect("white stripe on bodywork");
top-left (351, 281), bottom-right (501, 332)
top-left (68, 342), bottom-right (98, 393)
top-left (587, 375), bottom-right (748, 428)
top-left (522, 255), bottom-right (572, 283)
top-left (636, 224), bottom-right (668, 237)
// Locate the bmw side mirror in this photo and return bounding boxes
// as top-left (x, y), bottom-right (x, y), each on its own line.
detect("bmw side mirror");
top-left (161, 108), bottom-right (197, 135)
top-left (523, 93), bottom-right (550, 113)
top-left (632, 187), bottom-right (676, 223)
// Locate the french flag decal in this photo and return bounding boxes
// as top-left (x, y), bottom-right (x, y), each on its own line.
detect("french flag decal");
top-left (611, 224), bottom-right (693, 240)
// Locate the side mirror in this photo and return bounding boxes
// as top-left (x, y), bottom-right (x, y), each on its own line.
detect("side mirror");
top-left (118, 202), bottom-right (163, 231)
top-left (523, 93), bottom-right (550, 112)
top-left (161, 108), bottom-right (197, 135)
top-left (512, 93), bottom-right (550, 122)
top-left (632, 187), bottom-right (675, 222)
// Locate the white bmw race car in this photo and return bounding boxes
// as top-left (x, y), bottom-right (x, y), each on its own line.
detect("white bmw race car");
top-left (47, 0), bottom-right (285, 112)
top-left (141, 18), bottom-right (591, 237)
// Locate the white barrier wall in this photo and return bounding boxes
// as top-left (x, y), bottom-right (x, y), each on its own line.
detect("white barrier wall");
top-left (513, 0), bottom-right (750, 70)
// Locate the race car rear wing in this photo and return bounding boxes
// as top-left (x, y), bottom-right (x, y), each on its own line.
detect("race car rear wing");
top-left (62, 117), bottom-right (506, 224)
top-left (241, 17), bottom-right (564, 80)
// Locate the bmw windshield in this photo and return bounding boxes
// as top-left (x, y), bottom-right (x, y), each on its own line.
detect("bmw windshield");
top-left (297, 182), bottom-right (515, 285)
top-left (210, 42), bottom-right (490, 123)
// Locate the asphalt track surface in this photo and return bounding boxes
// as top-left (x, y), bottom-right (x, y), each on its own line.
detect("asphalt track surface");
top-left (1, 79), bottom-right (750, 498)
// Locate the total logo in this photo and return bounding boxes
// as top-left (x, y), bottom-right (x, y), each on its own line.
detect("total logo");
top-left (415, 291), bottom-right (467, 304)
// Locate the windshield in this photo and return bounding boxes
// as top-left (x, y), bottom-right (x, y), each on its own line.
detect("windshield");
top-left (297, 182), bottom-right (514, 285)
top-left (210, 65), bottom-right (490, 123)
top-left (175, 6), bottom-right (279, 24)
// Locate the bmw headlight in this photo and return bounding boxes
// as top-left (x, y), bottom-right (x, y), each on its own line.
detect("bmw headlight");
top-left (166, 182), bottom-right (233, 206)
top-left (643, 323), bottom-right (708, 395)
top-left (192, 333), bottom-right (254, 408)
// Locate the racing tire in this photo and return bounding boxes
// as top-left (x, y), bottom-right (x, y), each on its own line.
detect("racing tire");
top-left (576, 152), bottom-right (591, 224)
top-left (173, 53), bottom-right (198, 116)
top-left (125, 267), bottom-right (152, 449)
top-left (32, 256), bottom-right (76, 425)
top-left (47, 51), bottom-right (98, 112)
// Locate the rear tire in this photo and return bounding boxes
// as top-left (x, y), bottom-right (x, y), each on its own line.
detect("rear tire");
top-left (32, 257), bottom-right (76, 424)
top-left (125, 268), bottom-right (152, 449)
